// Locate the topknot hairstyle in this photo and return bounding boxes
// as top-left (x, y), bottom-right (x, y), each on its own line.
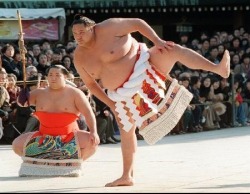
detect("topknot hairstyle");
top-left (46, 64), bottom-right (69, 76)
top-left (72, 14), bottom-right (96, 27)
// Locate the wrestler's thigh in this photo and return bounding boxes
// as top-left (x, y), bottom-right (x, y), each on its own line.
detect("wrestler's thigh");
top-left (148, 46), bottom-right (178, 74)
top-left (12, 132), bottom-right (35, 151)
top-left (76, 130), bottom-right (91, 148)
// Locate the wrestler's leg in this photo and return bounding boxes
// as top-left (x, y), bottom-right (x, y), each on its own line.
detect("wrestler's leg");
top-left (76, 130), bottom-right (98, 161)
top-left (148, 42), bottom-right (230, 78)
top-left (105, 112), bottom-right (136, 187)
top-left (12, 132), bottom-right (35, 156)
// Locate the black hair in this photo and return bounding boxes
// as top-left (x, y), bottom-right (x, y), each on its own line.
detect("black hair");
top-left (46, 64), bottom-right (69, 76)
top-left (1, 44), bottom-right (14, 54)
top-left (190, 76), bottom-right (200, 86)
top-left (180, 76), bottom-right (190, 82)
top-left (241, 53), bottom-right (250, 60)
top-left (40, 38), bottom-right (50, 47)
top-left (66, 47), bottom-right (75, 55)
top-left (71, 14), bottom-right (96, 27)
top-left (53, 48), bottom-right (62, 55)
top-left (26, 75), bottom-right (39, 87)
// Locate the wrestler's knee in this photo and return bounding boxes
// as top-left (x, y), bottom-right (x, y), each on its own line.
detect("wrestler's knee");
top-left (12, 132), bottom-right (33, 156)
top-left (80, 141), bottom-right (98, 161)
top-left (87, 139), bottom-right (98, 152)
top-left (77, 130), bottom-right (98, 151)
top-left (119, 126), bottom-right (136, 141)
top-left (12, 136), bottom-right (23, 156)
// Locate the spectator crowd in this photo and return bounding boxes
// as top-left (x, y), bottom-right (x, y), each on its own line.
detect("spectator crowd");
top-left (0, 26), bottom-right (250, 144)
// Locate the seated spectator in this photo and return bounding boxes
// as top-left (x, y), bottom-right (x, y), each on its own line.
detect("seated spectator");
top-left (214, 77), bottom-right (233, 128)
top-left (25, 53), bottom-right (36, 67)
top-left (234, 53), bottom-right (250, 80)
top-left (230, 53), bottom-right (241, 70)
top-left (1, 44), bottom-right (22, 80)
top-left (43, 49), bottom-right (55, 65)
top-left (217, 44), bottom-right (226, 61)
top-left (0, 70), bottom-right (13, 143)
top-left (6, 73), bottom-right (20, 104)
top-left (209, 77), bottom-right (227, 119)
top-left (67, 72), bottom-right (75, 82)
top-left (26, 66), bottom-right (38, 79)
top-left (62, 55), bottom-right (77, 76)
top-left (199, 76), bottom-right (221, 130)
top-left (40, 38), bottom-right (51, 51)
top-left (242, 79), bottom-right (250, 123)
top-left (50, 48), bottom-right (63, 65)
top-left (39, 75), bottom-right (49, 88)
top-left (207, 46), bottom-right (220, 64)
top-left (179, 76), bottom-right (195, 133)
top-left (12, 76), bottom-right (40, 134)
top-left (31, 44), bottom-right (41, 66)
top-left (36, 53), bottom-right (50, 76)
top-left (189, 75), bottom-right (204, 132)
top-left (12, 49), bottom-right (23, 80)
top-left (232, 80), bottom-right (249, 126)
top-left (0, 69), bottom-right (10, 112)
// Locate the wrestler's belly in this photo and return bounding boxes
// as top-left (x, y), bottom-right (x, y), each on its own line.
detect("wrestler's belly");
top-left (100, 46), bottom-right (173, 90)
top-left (100, 42), bottom-right (139, 91)
top-left (100, 66), bottom-right (133, 90)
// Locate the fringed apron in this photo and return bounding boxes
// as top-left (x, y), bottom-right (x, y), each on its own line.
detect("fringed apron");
top-left (19, 111), bottom-right (82, 177)
top-left (107, 43), bottom-right (193, 145)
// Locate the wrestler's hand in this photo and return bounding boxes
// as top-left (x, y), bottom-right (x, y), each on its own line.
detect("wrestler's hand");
top-left (154, 39), bottom-right (175, 52)
top-left (17, 87), bottom-right (30, 107)
top-left (89, 131), bottom-right (100, 145)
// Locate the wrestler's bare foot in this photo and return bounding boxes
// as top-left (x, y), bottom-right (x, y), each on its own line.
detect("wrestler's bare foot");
top-left (105, 177), bottom-right (134, 187)
top-left (217, 50), bottom-right (230, 78)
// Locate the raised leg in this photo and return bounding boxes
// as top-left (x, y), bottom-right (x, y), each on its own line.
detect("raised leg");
top-left (148, 42), bottom-right (230, 78)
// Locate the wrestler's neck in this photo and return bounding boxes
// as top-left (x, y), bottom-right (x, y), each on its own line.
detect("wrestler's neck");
top-left (48, 85), bottom-right (66, 92)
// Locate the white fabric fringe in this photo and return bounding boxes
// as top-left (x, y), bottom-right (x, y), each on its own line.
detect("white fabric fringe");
top-left (19, 162), bottom-right (82, 177)
top-left (107, 43), bottom-right (193, 145)
top-left (140, 86), bottom-right (193, 145)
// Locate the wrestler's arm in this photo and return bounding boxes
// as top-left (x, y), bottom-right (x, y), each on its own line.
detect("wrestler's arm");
top-left (28, 89), bottom-right (38, 106)
top-left (101, 18), bottom-right (174, 49)
top-left (73, 88), bottom-right (97, 133)
top-left (74, 51), bottom-right (115, 110)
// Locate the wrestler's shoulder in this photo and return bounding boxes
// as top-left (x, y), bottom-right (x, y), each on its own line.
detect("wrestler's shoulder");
top-left (30, 87), bottom-right (46, 96)
top-left (74, 47), bottom-right (87, 61)
top-left (74, 46), bottom-right (82, 55)
top-left (101, 18), bottom-right (126, 24)
top-left (66, 86), bottom-right (86, 99)
top-left (33, 87), bottom-right (46, 93)
top-left (65, 85), bottom-right (81, 93)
